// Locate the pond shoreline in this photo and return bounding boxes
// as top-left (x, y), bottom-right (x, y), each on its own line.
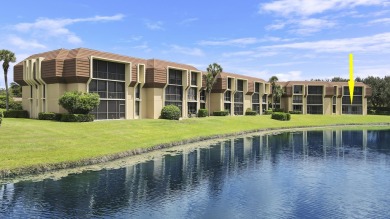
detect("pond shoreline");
top-left (1, 122), bottom-right (390, 180)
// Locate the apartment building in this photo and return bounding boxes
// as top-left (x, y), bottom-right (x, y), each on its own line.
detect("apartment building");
top-left (13, 48), bottom-right (371, 120)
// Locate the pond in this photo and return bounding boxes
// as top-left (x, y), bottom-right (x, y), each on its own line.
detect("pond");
top-left (1, 127), bottom-right (390, 218)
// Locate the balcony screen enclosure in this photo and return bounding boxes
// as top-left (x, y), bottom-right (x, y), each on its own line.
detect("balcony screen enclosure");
top-left (89, 59), bottom-right (126, 120)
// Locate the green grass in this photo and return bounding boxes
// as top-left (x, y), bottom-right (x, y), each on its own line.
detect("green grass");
top-left (1, 115), bottom-right (390, 174)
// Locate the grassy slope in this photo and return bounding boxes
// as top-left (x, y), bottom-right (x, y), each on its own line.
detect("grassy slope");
top-left (1, 115), bottom-right (390, 171)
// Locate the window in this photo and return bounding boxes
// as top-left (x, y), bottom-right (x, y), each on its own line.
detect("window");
top-left (42, 85), bottom-right (46, 98)
top-left (293, 105), bottom-right (302, 111)
top-left (90, 59), bottom-right (126, 120)
top-left (188, 87), bottom-right (197, 101)
top-left (228, 78), bottom-right (232, 89)
top-left (252, 93), bottom-right (259, 103)
top-left (135, 84), bottom-right (140, 99)
top-left (200, 103), bottom-right (206, 109)
top-left (255, 83), bottom-right (260, 93)
top-left (165, 85), bottom-right (182, 101)
top-left (200, 90), bottom-right (206, 101)
top-left (166, 69), bottom-right (183, 113)
top-left (234, 92), bottom-right (243, 103)
top-left (307, 105), bottom-right (323, 114)
top-left (293, 85), bottom-right (303, 94)
top-left (168, 69), bottom-right (182, 85)
top-left (224, 103), bottom-right (231, 114)
top-left (224, 91), bottom-right (231, 102)
top-left (135, 101), bottom-right (140, 116)
top-left (308, 86), bottom-right (323, 95)
top-left (93, 60), bottom-right (125, 81)
top-left (30, 86), bottom-right (33, 98)
top-left (342, 86), bottom-right (363, 114)
top-left (293, 95), bottom-right (302, 103)
top-left (188, 102), bottom-right (197, 114)
top-left (307, 95), bottom-right (323, 104)
top-left (237, 80), bottom-right (244, 91)
top-left (262, 94), bottom-right (267, 103)
top-left (191, 73), bottom-right (197, 86)
top-left (234, 104), bottom-right (243, 115)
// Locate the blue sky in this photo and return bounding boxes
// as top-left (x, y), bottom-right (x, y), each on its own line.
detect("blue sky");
top-left (1, 0), bottom-right (390, 87)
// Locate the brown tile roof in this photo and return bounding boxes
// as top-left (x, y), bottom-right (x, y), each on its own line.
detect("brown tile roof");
top-left (146, 59), bottom-right (199, 71)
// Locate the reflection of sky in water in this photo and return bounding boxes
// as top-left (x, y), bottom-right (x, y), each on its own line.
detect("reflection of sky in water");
top-left (1, 129), bottom-right (390, 219)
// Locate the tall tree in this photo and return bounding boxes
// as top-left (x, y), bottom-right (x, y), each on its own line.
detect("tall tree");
top-left (269, 76), bottom-right (279, 110)
top-left (0, 50), bottom-right (17, 111)
top-left (274, 84), bottom-right (284, 109)
top-left (204, 63), bottom-right (223, 116)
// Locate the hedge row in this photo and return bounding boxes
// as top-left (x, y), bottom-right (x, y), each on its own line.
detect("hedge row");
top-left (289, 110), bottom-right (302, 114)
top-left (38, 112), bottom-right (94, 122)
top-left (3, 110), bottom-right (29, 118)
top-left (245, 111), bottom-right (257, 116)
top-left (213, 111), bottom-right (229, 116)
top-left (271, 112), bottom-right (291, 121)
top-left (61, 114), bottom-right (94, 122)
top-left (264, 110), bottom-right (273, 115)
top-left (368, 110), bottom-right (390, 115)
top-left (38, 112), bottom-right (56, 120)
top-left (197, 109), bottom-right (208, 117)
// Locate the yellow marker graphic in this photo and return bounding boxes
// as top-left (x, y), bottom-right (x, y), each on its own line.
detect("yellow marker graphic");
top-left (348, 53), bottom-right (355, 104)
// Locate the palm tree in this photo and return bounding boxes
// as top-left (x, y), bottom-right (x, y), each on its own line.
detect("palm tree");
top-left (269, 76), bottom-right (279, 110)
top-left (274, 84), bottom-right (284, 110)
top-left (204, 63), bottom-right (223, 116)
top-left (0, 50), bottom-right (17, 111)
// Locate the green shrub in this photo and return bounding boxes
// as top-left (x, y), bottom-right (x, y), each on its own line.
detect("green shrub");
top-left (271, 112), bottom-right (291, 121)
top-left (273, 108), bottom-right (284, 112)
top-left (3, 110), bottom-right (29, 118)
top-left (213, 110), bottom-right (229, 116)
top-left (60, 114), bottom-right (94, 122)
top-left (54, 113), bottom-right (63, 121)
top-left (289, 110), bottom-right (302, 114)
top-left (38, 112), bottom-right (56, 120)
top-left (0, 95), bottom-right (23, 110)
top-left (0, 109), bottom-right (3, 126)
top-left (198, 109), bottom-right (208, 117)
top-left (264, 109), bottom-right (273, 115)
top-left (160, 105), bottom-right (181, 120)
top-left (58, 91), bottom-right (100, 114)
top-left (245, 111), bottom-right (257, 116)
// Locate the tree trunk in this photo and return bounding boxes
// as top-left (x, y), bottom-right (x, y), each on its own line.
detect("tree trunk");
top-left (4, 71), bottom-right (9, 111)
top-left (271, 94), bottom-right (274, 111)
top-left (208, 91), bottom-right (211, 116)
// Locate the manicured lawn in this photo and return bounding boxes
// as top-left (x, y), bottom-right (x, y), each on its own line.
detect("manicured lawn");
top-left (1, 115), bottom-right (390, 174)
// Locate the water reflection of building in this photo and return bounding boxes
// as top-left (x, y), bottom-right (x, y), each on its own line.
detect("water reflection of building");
top-left (1, 129), bottom-right (388, 218)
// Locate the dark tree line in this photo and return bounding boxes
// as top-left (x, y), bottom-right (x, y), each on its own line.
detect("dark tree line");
top-left (311, 76), bottom-right (390, 109)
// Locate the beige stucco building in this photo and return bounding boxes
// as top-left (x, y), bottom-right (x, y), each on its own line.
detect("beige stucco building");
top-left (13, 48), bottom-right (371, 119)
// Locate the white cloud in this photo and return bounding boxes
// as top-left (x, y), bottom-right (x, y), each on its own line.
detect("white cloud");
top-left (145, 21), bottom-right (164, 30)
top-left (222, 50), bottom-right (277, 58)
top-left (266, 22), bottom-right (286, 30)
top-left (263, 32), bottom-right (390, 53)
top-left (264, 61), bottom-right (306, 67)
top-left (260, 0), bottom-right (385, 17)
top-left (355, 65), bottom-right (390, 78)
top-left (12, 14), bottom-right (124, 44)
top-left (368, 17), bottom-right (390, 24)
top-left (275, 71), bottom-right (303, 81)
top-left (291, 18), bottom-right (336, 34)
top-left (198, 37), bottom-right (289, 47)
top-left (167, 45), bottom-right (204, 56)
top-left (8, 36), bottom-right (46, 49)
top-left (179, 18), bottom-right (199, 25)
